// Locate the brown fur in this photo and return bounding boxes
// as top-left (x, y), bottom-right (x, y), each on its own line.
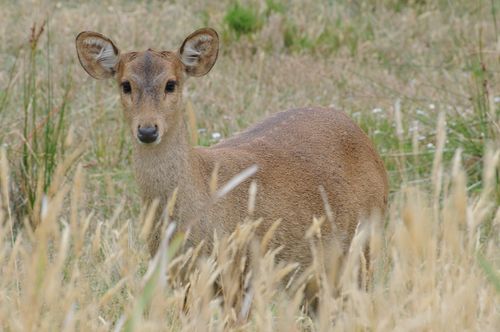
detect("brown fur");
top-left (75, 28), bottom-right (388, 271)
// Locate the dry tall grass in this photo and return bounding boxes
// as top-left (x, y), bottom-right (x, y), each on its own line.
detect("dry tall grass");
top-left (0, 0), bottom-right (499, 331)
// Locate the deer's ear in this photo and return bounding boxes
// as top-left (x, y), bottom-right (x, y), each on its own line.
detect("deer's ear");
top-left (179, 28), bottom-right (219, 77)
top-left (75, 31), bottom-right (120, 79)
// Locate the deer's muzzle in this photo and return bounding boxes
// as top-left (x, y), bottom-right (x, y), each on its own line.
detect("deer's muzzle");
top-left (137, 125), bottom-right (159, 144)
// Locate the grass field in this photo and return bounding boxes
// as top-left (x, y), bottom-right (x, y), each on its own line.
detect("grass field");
top-left (0, 0), bottom-right (499, 330)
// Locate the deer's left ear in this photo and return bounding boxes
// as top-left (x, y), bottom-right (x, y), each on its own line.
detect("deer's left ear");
top-left (75, 31), bottom-right (120, 79)
top-left (178, 28), bottom-right (219, 77)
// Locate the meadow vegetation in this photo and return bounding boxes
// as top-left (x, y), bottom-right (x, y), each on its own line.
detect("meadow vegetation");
top-left (0, 0), bottom-right (498, 330)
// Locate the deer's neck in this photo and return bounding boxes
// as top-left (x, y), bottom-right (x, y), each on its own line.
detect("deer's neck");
top-left (132, 119), bottom-right (209, 221)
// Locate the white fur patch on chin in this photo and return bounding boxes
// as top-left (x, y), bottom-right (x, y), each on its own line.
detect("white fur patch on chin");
top-left (135, 136), bottom-right (162, 145)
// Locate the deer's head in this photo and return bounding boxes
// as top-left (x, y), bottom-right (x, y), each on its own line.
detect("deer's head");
top-left (76, 28), bottom-right (219, 145)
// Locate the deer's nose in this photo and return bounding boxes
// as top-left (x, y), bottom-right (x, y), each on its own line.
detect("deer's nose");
top-left (137, 125), bottom-right (159, 144)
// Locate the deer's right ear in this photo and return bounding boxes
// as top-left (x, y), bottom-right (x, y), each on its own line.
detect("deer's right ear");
top-left (75, 31), bottom-right (120, 79)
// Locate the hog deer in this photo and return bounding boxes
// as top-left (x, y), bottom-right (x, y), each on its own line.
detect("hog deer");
top-left (75, 28), bottom-right (388, 272)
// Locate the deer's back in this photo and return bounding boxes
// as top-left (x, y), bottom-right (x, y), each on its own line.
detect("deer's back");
top-left (194, 108), bottom-right (388, 265)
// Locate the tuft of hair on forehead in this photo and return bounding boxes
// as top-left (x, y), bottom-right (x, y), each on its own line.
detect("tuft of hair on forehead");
top-left (126, 52), bottom-right (139, 61)
top-left (159, 51), bottom-right (177, 59)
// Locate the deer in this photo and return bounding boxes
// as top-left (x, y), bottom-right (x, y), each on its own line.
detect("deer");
top-left (75, 27), bottom-right (388, 284)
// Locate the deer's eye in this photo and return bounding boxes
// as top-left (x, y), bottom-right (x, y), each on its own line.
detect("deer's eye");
top-left (121, 81), bottom-right (131, 94)
top-left (165, 80), bottom-right (176, 93)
